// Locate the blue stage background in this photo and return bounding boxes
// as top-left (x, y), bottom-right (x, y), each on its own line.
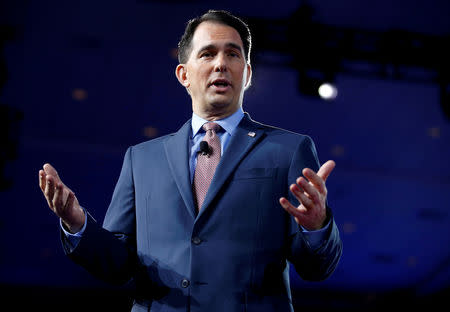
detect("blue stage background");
top-left (1, 0), bottom-right (449, 310)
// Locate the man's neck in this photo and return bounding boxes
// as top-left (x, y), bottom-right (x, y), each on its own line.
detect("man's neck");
top-left (191, 107), bottom-right (244, 138)
top-left (193, 106), bottom-right (241, 121)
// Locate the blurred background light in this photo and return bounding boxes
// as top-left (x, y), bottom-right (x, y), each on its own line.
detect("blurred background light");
top-left (318, 82), bottom-right (338, 100)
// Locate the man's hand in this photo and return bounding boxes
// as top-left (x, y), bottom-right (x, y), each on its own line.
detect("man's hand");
top-left (39, 163), bottom-right (85, 233)
top-left (279, 160), bottom-right (335, 231)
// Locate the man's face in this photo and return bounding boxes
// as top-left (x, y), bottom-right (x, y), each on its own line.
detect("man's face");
top-left (176, 21), bottom-right (251, 119)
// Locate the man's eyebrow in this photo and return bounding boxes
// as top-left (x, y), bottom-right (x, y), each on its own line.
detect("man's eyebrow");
top-left (197, 44), bottom-right (216, 54)
top-left (225, 42), bottom-right (243, 53)
top-left (196, 42), bottom-right (244, 54)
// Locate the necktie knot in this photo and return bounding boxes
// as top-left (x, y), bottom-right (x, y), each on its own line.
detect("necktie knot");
top-left (202, 122), bottom-right (221, 133)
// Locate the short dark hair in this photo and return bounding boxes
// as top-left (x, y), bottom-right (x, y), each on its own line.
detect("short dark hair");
top-left (177, 10), bottom-right (252, 64)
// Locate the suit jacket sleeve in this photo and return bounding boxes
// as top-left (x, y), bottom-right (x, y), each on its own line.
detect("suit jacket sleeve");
top-left (286, 135), bottom-right (343, 281)
top-left (61, 147), bottom-right (138, 285)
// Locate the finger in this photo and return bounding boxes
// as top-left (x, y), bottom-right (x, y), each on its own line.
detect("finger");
top-left (289, 183), bottom-right (313, 209)
top-left (302, 168), bottom-right (326, 194)
top-left (39, 170), bottom-right (46, 193)
top-left (279, 197), bottom-right (307, 218)
top-left (44, 176), bottom-right (55, 209)
top-left (43, 163), bottom-right (62, 185)
top-left (53, 183), bottom-right (64, 214)
top-left (296, 177), bottom-right (320, 204)
top-left (316, 160), bottom-right (335, 183)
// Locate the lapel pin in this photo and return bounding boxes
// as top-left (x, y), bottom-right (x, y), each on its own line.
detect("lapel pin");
top-left (248, 131), bottom-right (256, 137)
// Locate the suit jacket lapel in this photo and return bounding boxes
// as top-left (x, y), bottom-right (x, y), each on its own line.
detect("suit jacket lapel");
top-left (163, 119), bottom-right (197, 220)
top-left (197, 113), bottom-right (266, 219)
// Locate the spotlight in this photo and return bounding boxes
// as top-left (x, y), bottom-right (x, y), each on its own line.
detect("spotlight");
top-left (318, 83), bottom-right (338, 100)
top-left (297, 68), bottom-right (338, 100)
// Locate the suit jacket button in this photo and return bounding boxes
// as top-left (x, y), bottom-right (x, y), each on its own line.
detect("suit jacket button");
top-left (181, 279), bottom-right (190, 288)
top-left (191, 237), bottom-right (202, 245)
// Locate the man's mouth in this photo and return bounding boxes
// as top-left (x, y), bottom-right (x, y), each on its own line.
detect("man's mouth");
top-left (209, 79), bottom-right (231, 91)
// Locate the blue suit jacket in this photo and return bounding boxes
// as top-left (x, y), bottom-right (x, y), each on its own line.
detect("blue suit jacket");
top-left (64, 114), bottom-right (342, 312)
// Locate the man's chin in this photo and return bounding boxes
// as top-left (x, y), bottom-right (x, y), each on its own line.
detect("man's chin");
top-left (207, 95), bottom-right (234, 108)
top-left (210, 100), bottom-right (231, 108)
top-left (203, 98), bottom-right (239, 116)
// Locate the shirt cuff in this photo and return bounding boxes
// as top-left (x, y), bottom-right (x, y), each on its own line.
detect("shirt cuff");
top-left (60, 215), bottom-right (87, 250)
top-left (300, 218), bottom-right (331, 250)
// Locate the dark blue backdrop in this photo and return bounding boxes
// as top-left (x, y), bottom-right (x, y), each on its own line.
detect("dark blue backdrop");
top-left (1, 0), bottom-right (449, 310)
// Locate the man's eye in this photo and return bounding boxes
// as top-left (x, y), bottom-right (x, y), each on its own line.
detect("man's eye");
top-left (229, 52), bottom-right (239, 57)
top-left (201, 52), bottom-right (212, 58)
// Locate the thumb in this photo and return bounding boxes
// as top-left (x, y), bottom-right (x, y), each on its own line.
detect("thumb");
top-left (317, 160), bottom-right (336, 182)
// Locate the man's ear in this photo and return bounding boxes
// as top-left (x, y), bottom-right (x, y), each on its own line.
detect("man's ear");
top-left (244, 63), bottom-right (252, 90)
top-left (175, 64), bottom-right (190, 88)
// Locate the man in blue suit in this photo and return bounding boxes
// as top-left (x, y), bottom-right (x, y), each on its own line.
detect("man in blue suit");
top-left (39, 10), bottom-right (342, 312)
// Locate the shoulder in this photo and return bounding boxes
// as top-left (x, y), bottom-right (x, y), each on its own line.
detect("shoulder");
top-left (248, 117), bottom-right (316, 148)
top-left (130, 134), bottom-right (171, 152)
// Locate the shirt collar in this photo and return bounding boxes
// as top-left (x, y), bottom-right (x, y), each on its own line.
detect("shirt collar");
top-left (191, 107), bottom-right (244, 138)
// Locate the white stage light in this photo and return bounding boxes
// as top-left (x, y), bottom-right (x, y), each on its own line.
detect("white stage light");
top-left (318, 83), bottom-right (338, 100)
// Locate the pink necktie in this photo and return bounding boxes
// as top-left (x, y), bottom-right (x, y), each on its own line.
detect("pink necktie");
top-left (193, 122), bottom-right (222, 212)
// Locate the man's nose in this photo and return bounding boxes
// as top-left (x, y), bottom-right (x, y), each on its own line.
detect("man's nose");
top-left (214, 53), bottom-right (227, 72)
